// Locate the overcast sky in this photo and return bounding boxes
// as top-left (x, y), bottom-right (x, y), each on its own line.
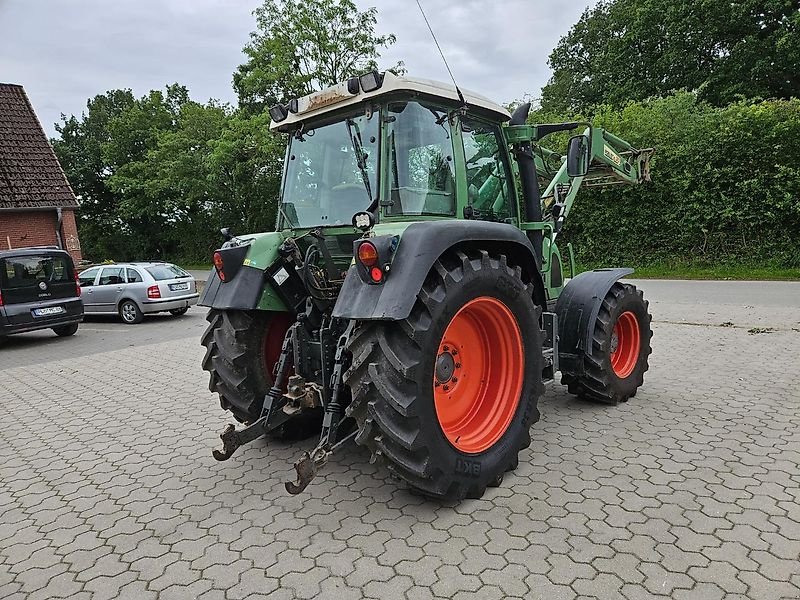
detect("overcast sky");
top-left (0, 0), bottom-right (594, 138)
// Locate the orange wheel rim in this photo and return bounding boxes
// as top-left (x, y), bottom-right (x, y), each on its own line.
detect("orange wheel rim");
top-left (433, 296), bottom-right (524, 454)
top-left (610, 311), bottom-right (640, 378)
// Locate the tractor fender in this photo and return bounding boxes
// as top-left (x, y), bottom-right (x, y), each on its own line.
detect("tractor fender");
top-left (332, 220), bottom-right (547, 321)
top-left (554, 267), bottom-right (634, 372)
top-left (200, 265), bottom-right (274, 310)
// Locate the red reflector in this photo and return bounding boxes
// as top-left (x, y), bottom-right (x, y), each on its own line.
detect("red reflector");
top-left (370, 267), bottom-right (383, 283)
top-left (213, 251), bottom-right (226, 282)
top-left (147, 285), bottom-right (161, 299)
top-left (357, 242), bottom-right (378, 267)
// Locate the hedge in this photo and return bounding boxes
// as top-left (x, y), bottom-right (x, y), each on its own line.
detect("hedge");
top-left (545, 92), bottom-right (800, 269)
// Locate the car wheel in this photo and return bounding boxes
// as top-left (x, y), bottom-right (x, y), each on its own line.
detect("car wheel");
top-left (52, 323), bottom-right (79, 337)
top-left (119, 300), bottom-right (144, 324)
top-left (169, 307), bottom-right (189, 317)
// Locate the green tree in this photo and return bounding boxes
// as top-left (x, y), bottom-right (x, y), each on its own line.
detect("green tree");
top-left (207, 111), bottom-right (285, 236)
top-left (234, 0), bottom-right (402, 112)
top-left (52, 89), bottom-right (135, 259)
top-left (108, 99), bottom-right (235, 260)
top-left (100, 84), bottom-right (194, 259)
top-left (541, 0), bottom-right (800, 113)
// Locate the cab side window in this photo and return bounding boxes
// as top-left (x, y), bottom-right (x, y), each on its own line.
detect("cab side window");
top-left (461, 118), bottom-right (515, 222)
top-left (385, 101), bottom-right (456, 217)
top-left (79, 268), bottom-right (99, 287)
top-left (99, 267), bottom-right (124, 286)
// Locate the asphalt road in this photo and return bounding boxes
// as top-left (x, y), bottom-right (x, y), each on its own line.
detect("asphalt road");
top-left (1, 311), bottom-right (208, 370)
top-left (2, 279), bottom-right (799, 600)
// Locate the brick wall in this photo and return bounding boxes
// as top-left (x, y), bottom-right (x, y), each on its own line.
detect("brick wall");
top-left (0, 209), bottom-right (82, 262)
top-left (61, 209), bottom-right (82, 261)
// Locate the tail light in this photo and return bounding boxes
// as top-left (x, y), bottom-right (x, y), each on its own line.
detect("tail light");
top-left (147, 285), bottom-right (161, 299)
top-left (74, 269), bottom-right (81, 297)
top-left (357, 242), bottom-right (378, 267)
top-left (213, 251), bottom-right (226, 282)
top-left (0, 290), bottom-right (3, 307)
top-left (355, 238), bottom-right (395, 285)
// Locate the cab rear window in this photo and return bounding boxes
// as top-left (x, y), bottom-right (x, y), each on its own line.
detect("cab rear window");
top-left (2, 255), bottom-right (73, 289)
top-left (146, 264), bottom-right (190, 281)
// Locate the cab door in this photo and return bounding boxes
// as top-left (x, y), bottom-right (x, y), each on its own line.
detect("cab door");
top-left (92, 267), bottom-right (126, 313)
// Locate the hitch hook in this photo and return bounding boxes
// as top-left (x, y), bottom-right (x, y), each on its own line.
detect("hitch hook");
top-left (284, 429), bottom-right (359, 495)
top-left (212, 424), bottom-right (241, 461)
top-left (285, 445), bottom-right (330, 495)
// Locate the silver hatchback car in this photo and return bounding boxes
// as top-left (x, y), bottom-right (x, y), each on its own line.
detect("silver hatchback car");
top-left (78, 262), bottom-right (199, 324)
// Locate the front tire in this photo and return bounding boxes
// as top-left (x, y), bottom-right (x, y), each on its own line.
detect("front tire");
top-left (561, 282), bottom-right (652, 404)
top-left (345, 250), bottom-right (544, 501)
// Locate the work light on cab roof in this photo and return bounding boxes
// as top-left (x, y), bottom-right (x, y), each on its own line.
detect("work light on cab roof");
top-left (200, 67), bottom-right (655, 502)
top-left (269, 69), bottom-right (385, 124)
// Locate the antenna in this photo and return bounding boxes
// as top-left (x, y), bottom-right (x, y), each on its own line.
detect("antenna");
top-left (414, 0), bottom-right (467, 107)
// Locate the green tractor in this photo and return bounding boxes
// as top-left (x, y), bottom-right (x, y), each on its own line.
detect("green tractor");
top-left (200, 71), bottom-right (654, 500)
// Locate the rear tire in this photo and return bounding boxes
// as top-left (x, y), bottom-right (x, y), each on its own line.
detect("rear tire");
top-left (561, 282), bottom-right (652, 404)
top-left (345, 249), bottom-right (544, 501)
top-left (201, 309), bottom-right (321, 438)
top-left (119, 300), bottom-right (144, 324)
top-left (52, 323), bottom-right (79, 337)
top-left (170, 307), bottom-right (189, 316)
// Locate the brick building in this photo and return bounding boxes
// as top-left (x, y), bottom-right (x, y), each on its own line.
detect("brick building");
top-left (0, 83), bottom-right (82, 261)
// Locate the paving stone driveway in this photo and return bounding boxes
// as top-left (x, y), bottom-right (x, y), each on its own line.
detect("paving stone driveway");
top-left (1, 283), bottom-right (799, 600)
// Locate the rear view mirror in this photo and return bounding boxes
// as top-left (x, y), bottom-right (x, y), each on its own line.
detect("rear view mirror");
top-left (566, 135), bottom-right (590, 177)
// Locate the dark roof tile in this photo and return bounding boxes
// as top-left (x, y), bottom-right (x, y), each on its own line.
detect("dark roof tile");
top-left (0, 84), bottom-right (78, 210)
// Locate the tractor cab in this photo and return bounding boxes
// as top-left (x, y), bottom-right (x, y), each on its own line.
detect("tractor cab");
top-left (270, 71), bottom-right (519, 231)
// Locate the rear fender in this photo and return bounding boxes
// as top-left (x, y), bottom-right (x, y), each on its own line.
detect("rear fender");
top-left (199, 232), bottom-right (289, 311)
top-left (554, 267), bottom-right (633, 373)
top-left (332, 220), bottom-right (547, 321)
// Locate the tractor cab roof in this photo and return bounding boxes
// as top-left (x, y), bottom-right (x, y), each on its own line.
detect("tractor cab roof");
top-left (269, 71), bottom-right (511, 132)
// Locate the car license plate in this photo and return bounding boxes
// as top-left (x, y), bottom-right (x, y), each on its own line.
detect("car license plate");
top-left (33, 306), bottom-right (65, 317)
top-left (170, 282), bottom-right (189, 291)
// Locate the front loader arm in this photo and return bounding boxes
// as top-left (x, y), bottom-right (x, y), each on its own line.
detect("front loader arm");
top-left (543, 127), bottom-right (653, 229)
top-left (584, 127), bottom-right (653, 187)
top-left (506, 122), bottom-right (653, 238)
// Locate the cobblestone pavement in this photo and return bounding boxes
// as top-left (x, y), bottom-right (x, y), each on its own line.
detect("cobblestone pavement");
top-left (1, 282), bottom-right (800, 600)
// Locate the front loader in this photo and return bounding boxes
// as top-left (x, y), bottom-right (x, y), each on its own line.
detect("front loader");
top-left (199, 72), bottom-right (654, 500)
